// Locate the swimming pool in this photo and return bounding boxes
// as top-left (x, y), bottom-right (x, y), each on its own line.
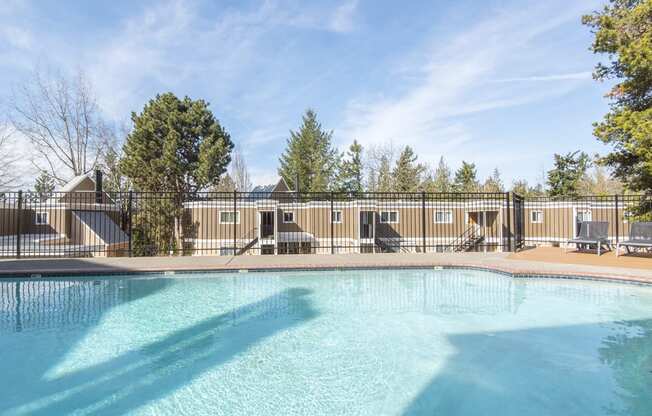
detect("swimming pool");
top-left (1, 268), bottom-right (651, 415)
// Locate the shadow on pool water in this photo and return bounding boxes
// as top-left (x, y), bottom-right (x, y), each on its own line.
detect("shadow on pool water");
top-left (1, 282), bottom-right (316, 415)
top-left (403, 319), bottom-right (652, 416)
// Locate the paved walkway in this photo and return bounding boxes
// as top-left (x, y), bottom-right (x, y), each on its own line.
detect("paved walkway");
top-left (1, 252), bottom-right (651, 284)
top-left (509, 246), bottom-right (652, 270)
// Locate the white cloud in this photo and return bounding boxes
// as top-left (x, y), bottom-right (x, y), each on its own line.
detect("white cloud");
top-left (338, 2), bottom-right (598, 170)
top-left (328, 0), bottom-right (359, 33)
top-left (492, 71), bottom-right (593, 83)
top-left (0, 26), bottom-right (32, 49)
top-left (85, 0), bottom-right (361, 119)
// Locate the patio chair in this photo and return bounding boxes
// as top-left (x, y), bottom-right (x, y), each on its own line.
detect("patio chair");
top-left (616, 222), bottom-right (652, 257)
top-left (566, 221), bottom-right (611, 256)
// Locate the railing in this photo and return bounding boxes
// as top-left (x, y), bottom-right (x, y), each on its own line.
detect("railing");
top-left (0, 190), bottom-right (649, 258)
top-left (518, 194), bottom-right (652, 247)
top-left (450, 224), bottom-right (483, 252)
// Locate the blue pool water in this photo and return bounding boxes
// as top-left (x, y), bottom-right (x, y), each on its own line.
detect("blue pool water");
top-left (1, 269), bottom-right (651, 415)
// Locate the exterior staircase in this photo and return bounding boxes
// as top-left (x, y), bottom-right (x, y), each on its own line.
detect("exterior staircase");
top-left (451, 225), bottom-right (484, 252)
top-left (236, 229), bottom-right (259, 255)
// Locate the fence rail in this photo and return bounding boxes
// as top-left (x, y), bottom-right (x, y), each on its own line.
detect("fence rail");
top-left (0, 190), bottom-right (650, 258)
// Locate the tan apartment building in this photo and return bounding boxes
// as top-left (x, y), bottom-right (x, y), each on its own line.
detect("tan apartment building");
top-left (0, 176), bottom-right (638, 257)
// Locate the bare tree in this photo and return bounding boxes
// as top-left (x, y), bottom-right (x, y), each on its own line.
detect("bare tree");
top-left (364, 142), bottom-right (395, 192)
top-left (0, 127), bottom-right (21, 189)
top-left (9, 67), bottom-right (107, 184)
top-left (231, 148), bottom-right (252, 192)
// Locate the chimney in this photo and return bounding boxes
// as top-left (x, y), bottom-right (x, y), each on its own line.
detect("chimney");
top-left (95, 170), bottom-right (103, 204)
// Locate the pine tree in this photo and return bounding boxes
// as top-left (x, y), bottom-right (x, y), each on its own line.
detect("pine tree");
top-left (121, 93), bottom-right (233, 193)
top-left (336, 140), bottom-right (364, 193)
top-left (546, 151), bottom-right (590, 198)
top-left (121, 92), bottom-right (234, 254)
top-left (482, 168), bottom-right (504, 193)
top-left (453, 161), bottom-right (480, 192)
top-left (392, 146), bottom-right (424, 192)
top-left (278, 109), bottom-right (337, 192)
top-left (33, 172), bottom-right (55, 201)
top-left (583, 1), bottom-right (652, 193)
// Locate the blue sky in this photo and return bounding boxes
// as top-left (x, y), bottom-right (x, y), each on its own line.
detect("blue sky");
top-left (0, 0), bottom-right (611, 186)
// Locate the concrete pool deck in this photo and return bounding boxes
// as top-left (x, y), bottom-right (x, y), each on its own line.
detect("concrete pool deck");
top-left (1, 251), bottom-right (651, 284)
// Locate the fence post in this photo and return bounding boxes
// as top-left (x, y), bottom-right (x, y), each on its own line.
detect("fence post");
top-left (614, 194), bottom-right (619, 244)
top-left (330, 192), bottom-right (335, 254)
top-left (506, 192), bottom-right (512, 252)
top-left (16, 190), bottom-right (22, 259)
top-left (233, 190), bottom-right (237, 255)
top-left (421, 191), bottom-right (426, 253)
top-left (128, 191), bottom-right (133, 257)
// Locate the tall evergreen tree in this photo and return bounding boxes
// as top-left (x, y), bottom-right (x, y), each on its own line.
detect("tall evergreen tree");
top-left (278, 109), bottom-right (337, 192)
top-left (121, 92), bottom-right (234, 254)
top-left (336, 140), bottom-right (364, 193)
top-left (33, 172), bottom-right (55, 201)
top-left (121, 93), bottom-right (233, 193)
top-left (583, 1), bottom-right (652, 193)
top-left (482, 168), bottom-right (504, 193)
top-left (453, 161), bottom-right (480, 192)
top-left (546, 151), bottom-right (590, 198)
top-left (392, 146), bottom-right (425, 192)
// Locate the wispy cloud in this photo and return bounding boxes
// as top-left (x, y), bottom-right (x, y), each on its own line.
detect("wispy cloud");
top-left (329, 0), bottom-right (359, 33)
top-left (338, 1), bottom-right (598, 169)
top-left (492, 71), bottom-right (593, 83)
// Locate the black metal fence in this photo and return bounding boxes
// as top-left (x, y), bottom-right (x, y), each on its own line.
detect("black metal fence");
top-left (1, 191), bottom-right (511, 257)
top-left (517, 194), bottom-right (652, 247)
top-left (0, 190), bottom-right (650, 258)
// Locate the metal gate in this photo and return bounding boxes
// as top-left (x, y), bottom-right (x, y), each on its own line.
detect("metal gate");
top-left (512, 193), bottom-right (525, 251)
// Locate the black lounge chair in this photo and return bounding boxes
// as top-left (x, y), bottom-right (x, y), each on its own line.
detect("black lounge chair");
top-left (566, 221), bottom-right (611, 256)
top-left (616, 222), bottom-right (652, 257)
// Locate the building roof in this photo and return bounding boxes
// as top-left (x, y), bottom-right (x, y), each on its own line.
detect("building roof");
top-left (251, 184), bottom-right (276, 193)
top-left (250, 178), bottom-right (293, 198)
top-left (58, 174), bottom-right (95, 193)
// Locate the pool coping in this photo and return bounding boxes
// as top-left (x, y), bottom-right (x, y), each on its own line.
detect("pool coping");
top-left (1, 253), bottom-right (651, 286)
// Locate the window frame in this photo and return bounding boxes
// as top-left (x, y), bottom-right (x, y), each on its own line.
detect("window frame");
top-left (379, 210), bottom-right (399, 224)
top-left (35, 212), bottom-right (48, 225)
top-left (282, 211), bottom-right (295, 224)
top-left (530, 210), bottom-right (544, 224)
top-left (219, 211), bottom-right (240, 224)
top-left (434, 210), bottom-right (453, 224)
top-left (331, 210), bottom-right (343, 224)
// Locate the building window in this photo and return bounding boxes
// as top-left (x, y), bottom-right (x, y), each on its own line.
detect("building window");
top-left (434, 211), bottom-right (452, 224)
top-left (219, 211), bottom-right (239, 224)
top-left (380, 211), bottom-right (399, 224)
top-left (576, 210), bottom-right (592, 222)
top-left (35, 212), bottom-right (48, 225)
top-left (283, 211), bottom-right (294, 223)
top-left (530, 210), bottom-right (543, 224)
top-left (331, 210), bottom-right (342, 223)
